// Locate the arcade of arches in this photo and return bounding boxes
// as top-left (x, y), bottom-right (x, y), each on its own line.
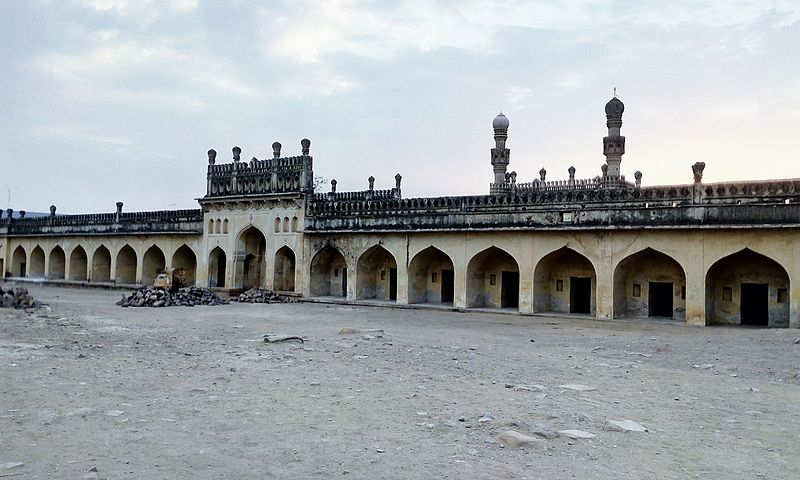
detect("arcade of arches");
top-left (408, 246), bottom-right (455, 305)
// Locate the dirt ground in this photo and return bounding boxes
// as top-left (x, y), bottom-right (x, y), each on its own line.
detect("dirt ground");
top-left (1, 285), bottom-right (799, 479)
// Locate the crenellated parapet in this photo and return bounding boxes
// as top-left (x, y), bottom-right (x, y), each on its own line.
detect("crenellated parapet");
top-left (1, 208), bottom-right (203, 236)
top-left (205, 140), bottom-right (314, 199)
top-left (305, 177), bottom-right (800, 232)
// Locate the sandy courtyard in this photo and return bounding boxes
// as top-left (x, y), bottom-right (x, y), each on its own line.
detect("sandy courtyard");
top-left (1, 285), bottom-right (799, 479)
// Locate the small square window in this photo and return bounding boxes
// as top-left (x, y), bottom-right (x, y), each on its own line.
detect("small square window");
top-left (490, 274), bottom-right (497, 286)
top-left (632, 284), bottom-right (641, 298)
top-left (431, 272), bottom-right (437, 283)
top-left (778, 288), bottom-right (788, 303)
top-left (722, 287), bottom-right (732, 302)
top-left (681, 285), bottom-right (686, 300)
top-left (555, 279), bottom-right (563, 292)
top-left (334, 268), bottom-right (339, 277)
top-left (561, 212), bottom-right (573, 222)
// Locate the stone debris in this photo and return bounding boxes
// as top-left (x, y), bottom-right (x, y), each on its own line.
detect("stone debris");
top-left (508, 420), bottom-right (559, 439)
top-left (338, 327), bottom-right (384, 335)
top-left (497, 430), bottom-right (546, 448)
top-left (692, 364), bottom-right (715, 369)
top-left (477, 412), bottom-right (494, 424)
top-left (793, 337), bottom-right (800, 344)
top-left (558, 429), bottom-right (596, 439)
top-left (505, 383), bottom-right (546, 392)
top-left (605, 419), bottom-right (648, 432)
top-left (0, 286), bottom-right (41, 309)
top-left (263, 334), bottom-right (305, 344)
top-left (559, 384), bottom-right (596, 392)
top-left (116, 287), bottom-right (228, 307)
top-left (235, 288), bottom-right (293, 304)
top-left (0, 462), bottom-right (24, 470)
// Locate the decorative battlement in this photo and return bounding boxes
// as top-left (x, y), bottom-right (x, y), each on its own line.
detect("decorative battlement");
top-left (205, 140), bottom-right (314, 199)
top-left (1, 208), bottom-right (203, 236)
top-left (305, 178), bottom-right (800, 232)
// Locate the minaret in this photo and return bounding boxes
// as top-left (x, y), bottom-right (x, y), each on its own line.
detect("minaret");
top-left (490, 112), bottom-right (511, 194)
top-left (603, 95), bottom-right (625, 178)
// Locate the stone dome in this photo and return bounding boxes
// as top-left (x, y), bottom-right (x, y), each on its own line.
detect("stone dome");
top-left (605, 97), bottom-right (624, 116)
top-left (492, 112), bottom-right (509, 130)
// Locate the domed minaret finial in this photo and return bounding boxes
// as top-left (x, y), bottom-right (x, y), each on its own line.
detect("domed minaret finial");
top-left (490, 112), bottom-right (511, 195)
top-left (603, 94), bottom-right (626, 178)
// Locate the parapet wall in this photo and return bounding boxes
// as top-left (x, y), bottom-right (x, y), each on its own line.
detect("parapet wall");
top-left (305, 179), bottom-right (800, 231)
top-left (1, 209), bottom-right (203, 236)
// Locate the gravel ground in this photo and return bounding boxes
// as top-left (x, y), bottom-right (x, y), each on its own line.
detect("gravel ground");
top-left (1, 284), bottom-right (799, 479)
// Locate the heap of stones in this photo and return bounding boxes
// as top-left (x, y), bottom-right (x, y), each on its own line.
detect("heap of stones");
top-left (1, 286), bottom-right (41, 309)
top-left (116, 287), bottom-right (229, 308)
top-left (235, 287), bottom-right (292, 304)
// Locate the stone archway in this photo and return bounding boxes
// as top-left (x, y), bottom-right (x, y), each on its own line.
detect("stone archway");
top-left (273, 246), bottom-right (296, 292)
top-left (356, 245), bottom-right (398, 301)
top-left (235, 226), bottom-right (266, 289)
top-left (172, 245), bottom-right (197, 287)
top-left (466, 246), bottom-right (520, 309)
top-left (116, 245), bottom-right (137, 284)
top-left (91, 245), bottom-right (111, 283)
top-left (49, 246), bottom-right (66, 280)
top-left (534, 247), bottom-right (596, 315)
top-left (613, 248), bottom-right (686, 320)
top-left (705, 249), bottom-right (789, 327)
top-left (11, 246), bottom-right (26, 277)
top-left (208, 247), bottom-right (226, 288)
top-left (310, 245), bottom-right (348, 297)
top-left (408, 246), bottom-right (455, 304)
top-left (69, 246), bottom-right (88, 281)
top-left (142, 245), bottom-right (166, 286)
top-left (29, 246), bottom-right (45, 278)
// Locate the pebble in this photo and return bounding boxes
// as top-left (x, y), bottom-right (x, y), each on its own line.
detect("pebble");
top-left (477, 412), bottom-right (494, 423)
top-left (605, 419), bottom-right (648, 432)
top-left (559, 384), bottom-right (596, 392)
top-left (558, 429), bottom-right (596, 439)
top-left (497, 430), bottom-right (546, 449)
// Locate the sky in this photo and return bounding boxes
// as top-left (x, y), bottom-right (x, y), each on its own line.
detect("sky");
top-left (1, 0), bottom-right (799, 214)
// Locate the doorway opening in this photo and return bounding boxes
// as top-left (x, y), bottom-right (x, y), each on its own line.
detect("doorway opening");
top-left (501, 271), bottom-right (520, 308)
top-left (441, 269), bottom-right (454, 303)
top-left (389, 268), bottom-right (397, 300)
top-left (570, 277), bottom-right (592, 314)
top-left (648, 282), bottom-right (674, 317)
top-left (741, 283), bottom-right (768, 326)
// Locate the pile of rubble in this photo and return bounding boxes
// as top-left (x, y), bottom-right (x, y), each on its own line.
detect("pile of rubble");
top-left (116, 287), bottom-right (229, 308)
top-left (0, 286), bottom-right (41, 309)
top-left (235, 287), bottom-right (293, 304)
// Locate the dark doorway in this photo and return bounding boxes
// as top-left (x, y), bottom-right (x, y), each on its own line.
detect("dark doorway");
top-left (741, 283), bottom-right (768, 326)
top-left (649, 282), bottom-right (674, 317)
top-left (389, 268), bottom-right (397, 300)
top-left (501, 271), bottom-right (520, 308)
top-left (216, 257), bottom-right (226, 288)
top-left (441, 269), bottom-right (454, 303)
top-left (570, 277), bottom-right (591, 314)
top-left (19, 262), bottom-right (26, 278)
top-left (341, 267), bottom-right (348, 297)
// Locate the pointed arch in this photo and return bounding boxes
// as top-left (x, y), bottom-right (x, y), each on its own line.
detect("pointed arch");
top-left (49, 246), bottom-right (66, 280)
top-left (613, 247), bottom-right (686, 320)
top-left (274, 245), bottom-right (296, 292)
top-left (408, 246), bottom-right (455, 304)
top-left (283, 216), bottom-right (290, 232)
top-left (69, 246), bottom-right (88, 281)
top-left (466, 246), bottom-right (520, 309)
top-left (29, 246), bottom-right (45, 278)
top-left (172, 244), bottom-right (197, 287)
top-left (222, 219), bottom-right (229, 234)
top-left (534, 246), bottom-right (596, 315)
top-left (142, 245), bottom-right (166, 286)
top-left (11, 245), bottom-right (26, 277)
top-left (235, 225), bottom-right (266, 289)
top-left (91, 245), bottom-right (111, 283)
top-left (274, 217), bottom-right (281, 233)
top-left (291, 216), bottom-right (299, 232)
top-left (208, 219), bottom-right (214, 234)
top-left (208, 247), bottom-right (226, 288)
top-left (215, 219), bottom-right (221, 234)
top-left (115, 244), bottom-right (137, 284)
top-left (356, 245), bottom-right (398, 301)
top-left (705, 248), bottom-right (789, 327)
top-left (310, 245), bottom-right (348, 297)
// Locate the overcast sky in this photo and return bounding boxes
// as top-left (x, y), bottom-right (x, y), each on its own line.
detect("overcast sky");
top-left (1, 0), bottom-right (799, 213)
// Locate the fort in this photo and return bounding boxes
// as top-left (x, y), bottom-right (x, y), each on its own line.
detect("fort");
top-left (2, 96), bottom-right (798, 327)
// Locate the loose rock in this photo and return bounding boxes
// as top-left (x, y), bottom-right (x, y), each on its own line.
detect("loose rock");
top-left (116, 287), bottom-right (228, 307)
top-left (0, 286), bottom-right (41, 309)
top-left (605, 419), bottom-right (648, 432)
top-left (558, 429), bottom-right (596, 439)
top-left (559, 384), bottom-right (596, 392)
top-left (498, 430), bottom-right (545, 448)
top-left (235, 287), bottom-right (292, 304)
